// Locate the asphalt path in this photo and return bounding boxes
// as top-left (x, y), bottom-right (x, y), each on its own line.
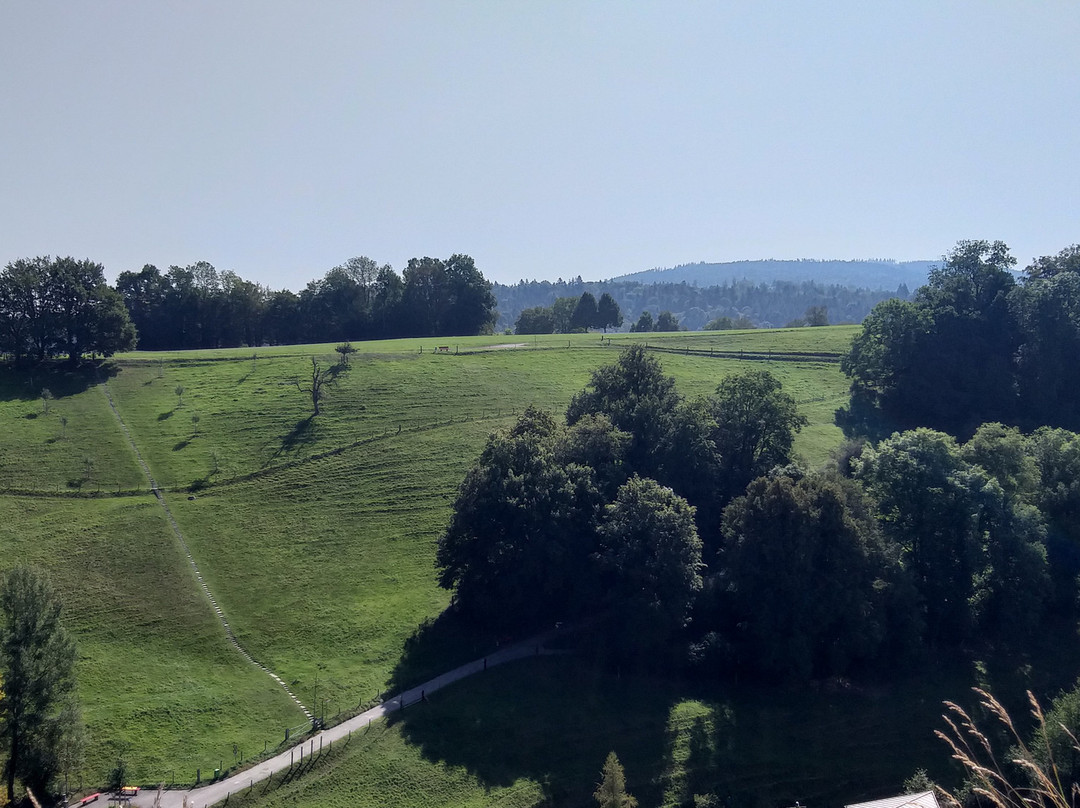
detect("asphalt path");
top-left (127, 633), bottom-right (560, 808)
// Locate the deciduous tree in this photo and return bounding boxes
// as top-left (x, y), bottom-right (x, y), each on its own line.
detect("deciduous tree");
top-left (709, 369), bottom-right (807, 502)
top-left (296, 357), bottom-right (334, 416)
top-left (720, 472), bottom-right (915, 679)
top-left (437, 408), bottom-right (602, 628)
top-left (567, 345), bottom-right (680, 477)
top-left (597, 476), bottom-right (703, 654)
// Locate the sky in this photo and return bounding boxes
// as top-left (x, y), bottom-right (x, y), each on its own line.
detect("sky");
top-left (2, 2), bottom-right (1078, 289)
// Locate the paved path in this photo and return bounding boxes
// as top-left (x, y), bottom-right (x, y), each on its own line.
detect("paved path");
top-left (129, 634), bottom-right (561, 808)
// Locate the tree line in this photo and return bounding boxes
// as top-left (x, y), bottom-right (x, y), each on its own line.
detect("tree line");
top-left (0, 253), bottom-right (499, 361)
top-left (437, 345), bottom-right (1080, 682)
top-left (495, 276), bottom-right (908, 332)
top-left (117, 254), bottom-right (496, 350)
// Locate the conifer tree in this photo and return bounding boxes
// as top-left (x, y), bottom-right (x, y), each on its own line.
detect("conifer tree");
top-left (594, 751), bottom-right (637, 808)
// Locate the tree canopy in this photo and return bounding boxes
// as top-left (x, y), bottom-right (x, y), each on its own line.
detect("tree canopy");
top-left (842, 239), bottom-right (1080, 436)
top-left (0, 257), bottom-right (136, 363)
top-left (115, 254), bottom-right (497, 350)
top-left (721, 471), bottom-right (915, 680)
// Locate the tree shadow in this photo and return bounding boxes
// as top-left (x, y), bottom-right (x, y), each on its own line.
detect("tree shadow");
top-left (0, 360), bottom-right (120, 402)
top-left (157, 410), bottom-right (175, 421)
top-left (263, 416), bottom-right (317, 464)
top-left (385, 616), bottom-right (1068, 808)
top-left (387, 654), bottom-right (677, 807)
top-left (386, 610), bottom-right (506, 695)
top-left (173, 439), bottom-right (191, 451)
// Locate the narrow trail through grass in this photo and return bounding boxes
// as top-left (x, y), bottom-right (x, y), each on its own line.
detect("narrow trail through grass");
top-left (100, 380), bottom-right (313, 719)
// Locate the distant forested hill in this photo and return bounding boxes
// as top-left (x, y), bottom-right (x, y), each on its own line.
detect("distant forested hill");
top-left (610, 259), bottom-right (936, 289)
top-left (493, 277), bottom-right (912, 332)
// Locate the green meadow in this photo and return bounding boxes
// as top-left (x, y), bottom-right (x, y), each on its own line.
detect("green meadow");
top-left (13, 326), bottom-right (1059, 805)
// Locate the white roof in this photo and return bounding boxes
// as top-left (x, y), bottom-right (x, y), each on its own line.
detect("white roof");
top-left (846, 791), bottom-right (941, 808)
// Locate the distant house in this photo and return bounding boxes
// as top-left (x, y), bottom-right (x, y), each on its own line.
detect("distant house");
top-left (846, 790), bottom-right (941, 808)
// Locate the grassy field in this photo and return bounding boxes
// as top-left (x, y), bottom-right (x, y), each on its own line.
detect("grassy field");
top-left (0, 364), bottom-right (145, 491)
top-left (0, 326), bottom-right (892, 798)
top-left (221, 643), bottom-right (1080, 808)
top-left (0, 494), bottom-right (301, 784)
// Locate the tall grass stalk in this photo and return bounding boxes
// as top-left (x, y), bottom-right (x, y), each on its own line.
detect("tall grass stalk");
top-left (937, 688), bottom-right (1080, 808)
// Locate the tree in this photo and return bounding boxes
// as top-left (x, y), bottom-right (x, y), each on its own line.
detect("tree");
top-left (399, 255), bottom-right (496, 337)
top-left (594, 752), bottom-right (637, 808)
top-left (1009, 270), bottom-right (1080, 430)
top-left (596, 476), bottom-right (703, 655)
top-left (704, 316), bottom-right (735, 331)
top-left (0, 256), bottom-right (136, 363)
top-left (334, 342), bottom-right (357, 367)
top-left (841, 240), bottom-right (1021, 437)
top-left (551, 297), bottom-right (578, 333)
top-left (0, 567), bottom-right (79, 803)
top-left (597, 293), bottom-right (623, 333)
top-left (442, 254), bottom-right (496, 336)
top-left (567, 345), bottom-right (681, 477)
top-left (654, 311), bottom-right (680, 332)
top-left (295, 357), bottom-right (334, 416)
top-left (709, 369), bottom-right (807, 502)
top-left (630, 311), bottom-right (653, 333)
top-left (515, 306), bottom-right (555, 335)
top-left (401, 257), bottom-right (447, 336)
top-left (720, 472), bottom-right (916, 679)
top-left (961, 422), bottom-right (1039, 504)
top-left (1025, 244), bottom-right (1080, 280)
top-left (855, 428), bottom-right (1049, 642)
top-left (571, 292), bottom-right (599, 332)
top-left (437, 408), bottom-right (603, 628)
top-left (805, 305), bottom-right (829, 326)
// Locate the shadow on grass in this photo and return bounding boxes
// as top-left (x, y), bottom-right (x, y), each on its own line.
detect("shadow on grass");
top-left (388, 656), bottom-right (677, 808)
top-left (173, 439), bottom-right (191, 451)
top-left (157, 409), bottom-right (175, 421)
top-left (386, 610), bottom-right (506, 695)
top-left (384, 613), bottom-right (1080, 808)
top-left (0, 360), bottom-right (119, 402)
top-left (264, 415), bottom-right (317, 464)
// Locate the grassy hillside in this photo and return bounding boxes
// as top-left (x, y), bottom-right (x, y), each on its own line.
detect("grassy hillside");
top-left (0, 495), bottom-right (301, 783)
top-left (220, 643), bottom-right (1080, 808)
top-left (0, 329), bottom-right (857, 793)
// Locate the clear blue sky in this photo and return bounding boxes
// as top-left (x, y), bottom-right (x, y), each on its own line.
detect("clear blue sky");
top-left (2, 2), bottom-right (1077, 288)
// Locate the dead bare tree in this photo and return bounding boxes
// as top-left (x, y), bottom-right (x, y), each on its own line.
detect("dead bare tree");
top-left (295, 356), bottom-right (334, 416)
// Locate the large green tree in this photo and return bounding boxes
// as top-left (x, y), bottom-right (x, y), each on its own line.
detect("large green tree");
top-left (0, 567), bottom-right (79, 803)
top-left (596, 293), bottom-right (623, 333)
top-left (0, 257), bottom-right (136, 363)
top-left (571, 292), bottom-right (599, 332)
top-left (596, 476), bottom-right (703, 656)
top-left (720, 472), bottom-right (915, 680)
top-left (855, 428), bottom-right (1048, 642)
top-left (840, 240), bottom-right (1080, 438)
top-left (1009, 269), bottom-right (1080, 430)
top-left (709, 369), bottom-right (807, 503)
top-left (437, 408), bottom-right (603, 628)
top-left (515, 306), bottom-right (556, 335)
top-left (566, 345), bottom-right (681, 478)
